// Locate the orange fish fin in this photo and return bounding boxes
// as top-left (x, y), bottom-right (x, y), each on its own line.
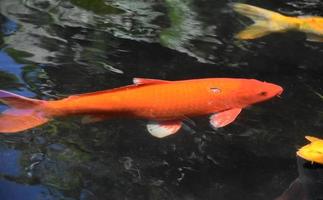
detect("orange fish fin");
top-left (235, 24), bottom-right (272, 40)
top-left (0, 90), bottom-right (40, 108)
top-left (0, 109), bottom-right (49, 133)
top-left (68, 85), bottom-right (139, 99)
top-left (146, 120), bottom-right (182, 138)
top-left (210, 108), bottom-right (242, 129)
top-left (69, 78), bottom-right (169, 99)
top-left (133, 78), bottom-right (171, 85)
top-left (0, 90), bottom-right (49, 133)
top-left (66, 78), bottom-right (170, 99)
top-left (305, 136), bottom-right (320, 142)
top-left (81, 114), bottom-right (110, 124)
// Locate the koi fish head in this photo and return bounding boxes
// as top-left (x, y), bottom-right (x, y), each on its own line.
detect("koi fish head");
top-left (232, 79), bottom-right (283, 107)
top-left (297, 136), bottom-right (323, 165)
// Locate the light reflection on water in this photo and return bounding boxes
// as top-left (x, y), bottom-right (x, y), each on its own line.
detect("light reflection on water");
top-left (0, 179), bottom-right (56, 200)
top-left (0, 145), bottom-right (21, 176)
top-left (0, 0), bottom-right (322, 199)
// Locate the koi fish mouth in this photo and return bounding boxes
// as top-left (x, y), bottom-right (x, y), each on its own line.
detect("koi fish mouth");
top-left (262, 81), bottom-right (283, 98)
top-left (296, 136), bottom-right (323, 165)
top-left (276, 86), bottom-right (284, 97)
top-left (297, 149), bottom-right (322, 163)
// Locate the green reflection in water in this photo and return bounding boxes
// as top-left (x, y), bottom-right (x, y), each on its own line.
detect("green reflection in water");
top-left (70, 0), bottom-right (124, 15)
top-left (5, 48), bottom-right (34, 64)
top-left (44, 145), bottom-right (87, 190)
top-left (0, 16), bottom-right (3, 46)
top-left (314, 91), bottom-right (323, 100)
top-left (305, 83), bottom-right (323, 101)
top-left (16, 121), bottom-right (88, 192)
top-left (22, 65), bottom-right (56, 97)
top-left (0, 33), bottom-right (3, 47)
top-left (0, 70), bottom-right (21, 90)
top-left (159, 0), bottom-right (200, 48)
top-left (158, 0), bottom-right (211, 63)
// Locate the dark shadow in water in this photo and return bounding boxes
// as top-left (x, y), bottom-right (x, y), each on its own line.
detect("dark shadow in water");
top-left (276, 157), bottom-right (323, 200)
top-left (0, 179), bottom-right (54, 200)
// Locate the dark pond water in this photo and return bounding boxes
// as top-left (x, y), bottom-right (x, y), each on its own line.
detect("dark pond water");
top-left (0, 0), bottom-right (322, 199)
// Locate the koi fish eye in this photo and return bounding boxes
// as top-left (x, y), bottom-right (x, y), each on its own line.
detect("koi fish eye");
top-left (210, 87), bottom-right (221, 93)
top-left (258, 91), bottom-right (267, 96)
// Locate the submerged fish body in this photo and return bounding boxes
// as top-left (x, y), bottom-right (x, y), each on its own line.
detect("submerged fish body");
top-left (232, 3), bottom-right (323, 42)
top-left (297, 136), bottom-right (323, 164)
top-left (0, 78), bottom-right (283, 138)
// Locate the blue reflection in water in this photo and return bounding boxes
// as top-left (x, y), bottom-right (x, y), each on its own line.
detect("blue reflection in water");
top-left (0, 15), bottom-right (33, 96)
top-left (1, 17), bottom-right (17, 36)
top-left (0, 179), bottom-right (54, 200)
top-left (0, 146), bottom-right (54, 200)
top-left (0, 15), bottom-right (50, 200)
top-left (0, 145), bottom-right (21, 176)
top-left (0, 50), bottom-right (35, 97)
top-left (0, 50), bottom-right (23, 76)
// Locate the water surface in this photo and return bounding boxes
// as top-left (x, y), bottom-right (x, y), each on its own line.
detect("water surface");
top-left (0, 0), bottom-right (322, 199)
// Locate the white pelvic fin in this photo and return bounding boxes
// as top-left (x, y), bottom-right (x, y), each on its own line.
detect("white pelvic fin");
top-left (146, 120), bottom-right (182, 138)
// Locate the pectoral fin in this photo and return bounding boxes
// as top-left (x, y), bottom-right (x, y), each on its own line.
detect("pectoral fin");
top-left (210, 108), bottom-right (242, 129)
top-left (82, 114), bottom-right (110, 124)
top-left (147, 120), bottom-right (182, 138)
top-left (306, 33), bottom-right (323, 42)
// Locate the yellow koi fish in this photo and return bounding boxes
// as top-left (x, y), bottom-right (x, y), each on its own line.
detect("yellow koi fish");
top-left (232, 3), bottom-right (323, 42)
top-left (297, 136), bottom-right (323, 164)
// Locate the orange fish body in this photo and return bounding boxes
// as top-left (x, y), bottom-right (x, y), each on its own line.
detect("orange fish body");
top-left (0, 78), bottom-right (283, 138)
top-left (232, 3), bottom-right (323, 42)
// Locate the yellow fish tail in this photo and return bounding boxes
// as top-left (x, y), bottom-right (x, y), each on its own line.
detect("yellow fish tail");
top-left (235, 24), bottom-right (272, 40)
top-left (231, 3), bottom-right (299, 40)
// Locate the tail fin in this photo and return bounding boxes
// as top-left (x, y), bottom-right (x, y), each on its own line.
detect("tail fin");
top-left (0, 90), bottom-right (49, 133)
top-left (231, 3), bottom-right (291, 40)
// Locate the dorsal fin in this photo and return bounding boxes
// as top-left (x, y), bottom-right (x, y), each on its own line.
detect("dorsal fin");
top-left (305, 136), bottom-right (320, 143)
top-left (67, 78), bottom-right (171, 99)
top-left (68, 85), bottom-right (138, 99)
top-left (133, 78), bottom-right (170, 85)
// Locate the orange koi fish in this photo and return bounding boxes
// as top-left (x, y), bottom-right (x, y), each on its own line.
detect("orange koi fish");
top-left (232, 3), bottom-right (323, 42)
top-left (0, 78), bottom-right (283, 138)
top-left (297, 136), bottom-right (323, 164)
